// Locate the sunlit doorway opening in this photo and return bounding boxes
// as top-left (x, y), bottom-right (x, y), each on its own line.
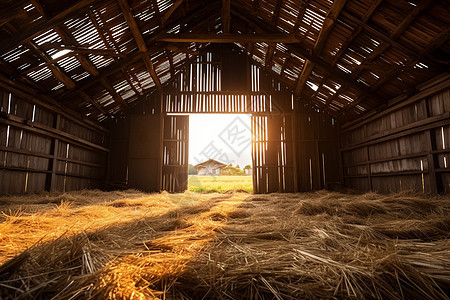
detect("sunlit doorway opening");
top-left (188, 113), bottom-right (253, 193)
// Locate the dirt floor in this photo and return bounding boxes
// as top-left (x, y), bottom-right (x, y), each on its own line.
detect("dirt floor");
top-left (0, 190), bottom-right (448, 299)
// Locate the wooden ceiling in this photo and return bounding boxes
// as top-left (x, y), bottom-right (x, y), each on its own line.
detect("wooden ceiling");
top-left (0, 0), bottom-right (448, 123)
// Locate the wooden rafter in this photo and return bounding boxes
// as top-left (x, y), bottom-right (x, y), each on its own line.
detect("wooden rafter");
top-left (0, 0), bottom-right (98, 54)
top-left (230, 8), bottom-right (387, 105)
top-left (80, 90), bottom-right (111, 117)
top-left (30, 0), bottom-right (100, 77)
top-left (54, 28), bottom-right (100, 76)
top-left (60, 8), bottom-right (218, 101)
top-left (293, 0), bottom-right (309, 35)
top-left (295, 0), bottom-right (347, 97)
top-left (155, 33), bottom-right (299, 43)
top-left (162, 0), bottom-right (184, 25)
top-left (312, 0), bottom-right (347, 57)
top-left (0, 59), bottom-right (43, 91)
top-left (295, 60), bottom-right (314, 96)
top-left (28, 41), bottom-right (76, 89)
top-left (166, 50), bottom-right (175, 78)
top-left (117, 0), bottom-right (163, 92)
top-left (151, 0), bottom-right (163, 24)
top-left (390, 0), bottom-right (434, 39)
top-left (121, 68), bottom-right (143, 96)
top-left (222, 0), bottom-right (230, 33)
top-left (265, 43), bottom-right (276, 67)
top-left (0, 1), bottom-right (28, 27)
top-left (372, 27), bottom-right (450, 90)
top-left (101, 77), bottom-right (128, 107)
top-left (2, 22), bottom-right (76, 89)
top-left (271, 0), bottom-right (283, 26)
top-left (341, 11), bottom-right (442, 69)
top-left (252, 0), bottom-right (259, 15)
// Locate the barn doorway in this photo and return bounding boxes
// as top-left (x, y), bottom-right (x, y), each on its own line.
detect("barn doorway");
top-left (187, 114), bottom-right (253, 193)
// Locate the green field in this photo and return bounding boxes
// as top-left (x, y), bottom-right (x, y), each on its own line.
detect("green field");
top-left (188, 175), bottom-right (253, 193)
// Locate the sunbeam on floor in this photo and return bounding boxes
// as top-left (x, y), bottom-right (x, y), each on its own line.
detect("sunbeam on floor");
top-left (0, 190), bottom-right (449, 299)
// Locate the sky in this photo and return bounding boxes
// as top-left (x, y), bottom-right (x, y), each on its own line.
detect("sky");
top-left (188, 114), bottom-right (252, 168)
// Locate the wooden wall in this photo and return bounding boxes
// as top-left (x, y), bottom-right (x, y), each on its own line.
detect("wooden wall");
top-left (0, 88), bottom-right (109, 195)
top-left (294, 112), bottom-right (340, 192)
top-left (340, 75), bottom-right (450, 193)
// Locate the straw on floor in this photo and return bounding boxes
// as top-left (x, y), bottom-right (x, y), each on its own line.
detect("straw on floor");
top-left (0, 190), bottom-right (448, 299)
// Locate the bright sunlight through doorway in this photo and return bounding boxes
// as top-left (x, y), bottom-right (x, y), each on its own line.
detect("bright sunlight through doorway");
top-left (188, 114), bottom-right (253, 193)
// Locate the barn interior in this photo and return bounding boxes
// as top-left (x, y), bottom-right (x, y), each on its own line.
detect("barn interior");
top-left (0, 0), bottom-right (449, 299)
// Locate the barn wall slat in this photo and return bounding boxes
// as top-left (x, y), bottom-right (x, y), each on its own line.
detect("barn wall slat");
top-left (0, 88), bottom-right (109, 195)
top-left (340, 79), bottom-right (450, 194)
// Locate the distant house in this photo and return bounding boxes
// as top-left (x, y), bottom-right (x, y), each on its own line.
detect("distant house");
top-left (195, 159), bottom-right (227, 175)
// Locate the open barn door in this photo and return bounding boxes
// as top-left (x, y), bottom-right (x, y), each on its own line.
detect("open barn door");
top-left (161, 115), bottom-right (189, 192)
top-left (128, 114), bottom-right (162, 192)
top-left (252, 114), bottom-right (294, 193)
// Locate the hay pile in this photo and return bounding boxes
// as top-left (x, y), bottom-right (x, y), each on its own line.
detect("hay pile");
top-left (0, 190), bottom-right (448, 299)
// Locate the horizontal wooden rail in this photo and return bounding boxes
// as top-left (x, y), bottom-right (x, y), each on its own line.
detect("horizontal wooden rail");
top-left (341, 78), bottom-right (450, 131)
top-left (0, 145), bottom-right (54, 160)
top-left (344, 170), bottom-right (429, 178)
top-left (0, 145), bottom-right (104, 168)
top-left (340, 113), bottom-right (450, 152)
top-left (0, 166), bottom-right (52, 174)
top-left (0, 118), bottom-right (109, 153)
top-left (343, 152), bottom-right (429, 168)
top-left (0, 75), bottom-right (110, 135)
top-left (55, 171), bottom-right (104, 181)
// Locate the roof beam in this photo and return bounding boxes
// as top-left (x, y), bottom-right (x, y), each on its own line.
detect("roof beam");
top-left (341, 11), bottom-right (441, 69)
top-left (252, 0), bottom-right (259, 15)
top-left (53, 27), bottom-right (100, 76)
top-left (80, 90), bottom-right (111, 117)
top-left (271, 0), bottom-right (283, 26)
top-left (0, 0), bottom-right (98, 55)
top-left (265, 43), bottom-right (276, 67)
top-left (372, 27), bottom-right (450, 90)
top-left (30, 0), bottom-right (100, 77)
top-left (117, 0), bottom-right (162, 92)
top-left (230, 7), bottom-right (387, 105)
top-left (121, 68), bottom-right (143, 96)
top-left (150, 0), bottom-right (163, 24)
top-left (295, 0), bottom-right (347, 97)
top-left (0, 2), bottom-right (28, 27)
top-left (162, 0), bottom-right (184, 25)
top-left (329, 0), bottom-right (382, 66)
top-left (222, 0), bottom-right (231, 33)
top-left (101, 78), bottom-right (128, 108)
top-left (391, 0), bottom-right (434, 39)
top-left (155, 33), bottom-right (299, 43)
top-left (59, 5), bottom-right (219, 101)
top-left (312, 0), bottom-right (347, 57)
top-left (2, 22), bottom-right (76, 89)
top-left (295, 60), bottom-right (314, 96)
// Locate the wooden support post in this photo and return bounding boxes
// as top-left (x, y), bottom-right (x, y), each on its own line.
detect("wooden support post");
top-left (366, 145), bottom-right (372, 191)
top-left (425, 129), bottom-right (439, 193)
top-left (337, 122), bottom-right (344, 186)
top-left (291, 112), bottom-right (298, 192)
top-left (158, 92), bottom-right (164, 191)
top-left (50, 114), bottom-right (61, 192)
top-left (313, 114), bottom-right (321, 189)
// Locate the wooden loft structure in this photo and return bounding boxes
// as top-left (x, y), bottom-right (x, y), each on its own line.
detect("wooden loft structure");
top-left (0, 0), bottom-right (449, 194)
